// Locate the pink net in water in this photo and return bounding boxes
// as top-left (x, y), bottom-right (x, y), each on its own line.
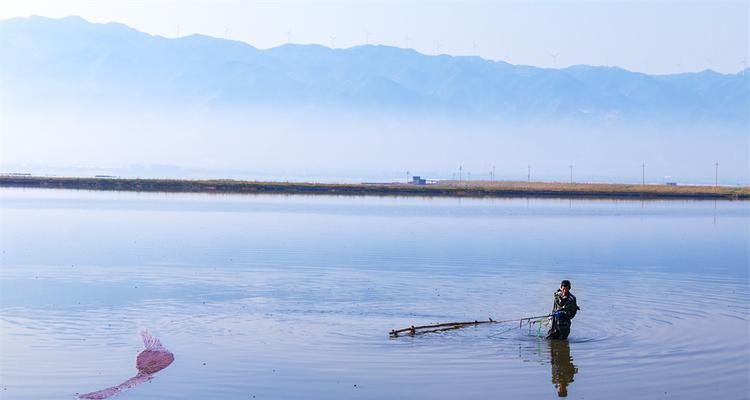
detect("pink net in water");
top-left (78, 330), bottom-right (174, 399)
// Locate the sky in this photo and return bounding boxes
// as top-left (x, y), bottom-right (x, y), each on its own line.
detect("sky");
top-left (1, 0), bottom-right (748, 75)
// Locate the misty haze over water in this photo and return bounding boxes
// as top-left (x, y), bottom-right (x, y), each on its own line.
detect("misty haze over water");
top-left (1, 16), bottom-right (747, 185)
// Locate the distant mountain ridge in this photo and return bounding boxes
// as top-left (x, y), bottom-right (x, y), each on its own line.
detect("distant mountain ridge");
top-left (1, 15), bottom-right (747, 123)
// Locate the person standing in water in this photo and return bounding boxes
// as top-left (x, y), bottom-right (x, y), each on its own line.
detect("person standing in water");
top-left (546, 280), bottom-right (579, 340)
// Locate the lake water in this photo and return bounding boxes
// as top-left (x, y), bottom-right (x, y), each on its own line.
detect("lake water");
top-left (1, 188), bottom-right (748, 399)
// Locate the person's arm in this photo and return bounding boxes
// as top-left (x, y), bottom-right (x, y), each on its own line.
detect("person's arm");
top-left (552, 291), bottom-right (560, 313)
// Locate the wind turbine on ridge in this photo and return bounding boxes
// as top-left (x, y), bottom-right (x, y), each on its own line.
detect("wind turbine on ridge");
top-left (550, 52), bottom-right (560, 69)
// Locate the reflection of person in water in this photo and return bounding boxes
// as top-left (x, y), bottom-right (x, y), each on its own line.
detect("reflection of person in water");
top-left (549, 339), bottom-right (578, 397)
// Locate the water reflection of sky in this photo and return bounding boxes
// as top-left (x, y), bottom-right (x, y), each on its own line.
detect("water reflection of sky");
top-left (1, 188), bottom-right (748, 399)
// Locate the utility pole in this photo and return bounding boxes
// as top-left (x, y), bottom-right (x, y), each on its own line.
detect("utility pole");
top-left (527, 165), bottom-right (531, 182)
top-left (459, 165), bottom-right (463, 182)
top-left (492, 166), bottom-right (496, 182)
top-left (715, 162), bottom-right (719, 187)
top-left (406, 170), bottom-right (410, 184)
top-left (642, 162), bottom-right (646, 185)
top-left (569, 165), bottom-right (573, 184)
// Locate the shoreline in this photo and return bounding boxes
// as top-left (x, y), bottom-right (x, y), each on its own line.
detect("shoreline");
top-left (2, 176), bottom-right (748, 200)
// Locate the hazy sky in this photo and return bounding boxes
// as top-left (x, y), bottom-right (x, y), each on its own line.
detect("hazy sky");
top-left (1, 0), bottom-right (747, 74)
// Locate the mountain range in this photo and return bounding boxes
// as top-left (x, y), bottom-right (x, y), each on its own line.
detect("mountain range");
top-left (1, 15), bottom-right (748, 124)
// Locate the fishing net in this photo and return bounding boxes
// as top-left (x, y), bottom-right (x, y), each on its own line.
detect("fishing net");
top-left (390, 315), bottom-right (551, 338)
top-left (78, 330), bottom-right (174, 399)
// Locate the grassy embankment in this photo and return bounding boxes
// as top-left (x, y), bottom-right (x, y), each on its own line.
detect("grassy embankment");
top-left (1, 175), bottom-right (748, 200)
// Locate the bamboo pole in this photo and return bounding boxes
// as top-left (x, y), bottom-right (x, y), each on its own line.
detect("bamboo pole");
top-left (389, 315), bottom-right (550, 337)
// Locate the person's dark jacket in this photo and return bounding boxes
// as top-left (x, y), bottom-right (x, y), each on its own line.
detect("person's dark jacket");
top-left (552, 290), bottom-right (579, 326)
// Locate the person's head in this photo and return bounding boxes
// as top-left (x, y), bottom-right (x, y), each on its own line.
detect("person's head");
top-left (560, 280), bottom-right (571, 295)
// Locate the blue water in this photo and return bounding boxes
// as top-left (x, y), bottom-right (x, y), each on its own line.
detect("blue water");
top-left (1, 188), bottom-right (748, 399)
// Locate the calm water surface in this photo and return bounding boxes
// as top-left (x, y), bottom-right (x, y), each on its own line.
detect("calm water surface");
top-left (1, 188), bottom-right (748, 399)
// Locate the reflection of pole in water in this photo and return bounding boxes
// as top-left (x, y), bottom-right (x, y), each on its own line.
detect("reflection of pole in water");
top-left (550, 340), bottom-right (577, 397)
top-left (713, 200), bottom-right (717, 226)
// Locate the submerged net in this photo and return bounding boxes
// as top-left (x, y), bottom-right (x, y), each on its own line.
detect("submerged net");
top-left (389, 315), bottom-right (551, 337)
